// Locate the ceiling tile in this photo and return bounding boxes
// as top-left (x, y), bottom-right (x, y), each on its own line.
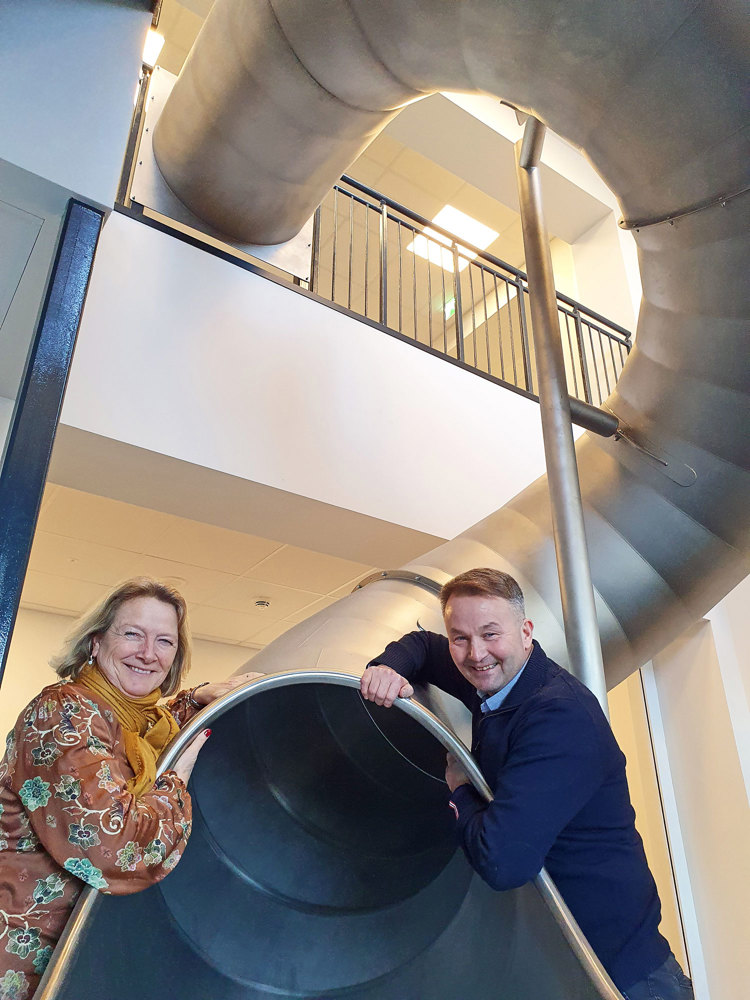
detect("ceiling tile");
top-left (189, 605), bottom-right (266, 644)
top-left (363, 134), bottom-right (404, 169)
top-left (486, 218), bottom-right (526, 269)
top-left (249, 546), bottom-right (372, 593)
top-left (157, 44), bottom-right (189, 76)
top-left (155, 0), bottom-right (182, 35)
top-left (389, 148), bottom-right (463, 204)
top-left (453, 184), bottom-right (519, 236)
top-left (183, 0), bottom-right (215, 16)
top-left (133, 555), bottom-right (236, 605)
top-left (145, 519), bottom-right (283, 575)
top-left (39, 483), bottom-right (59, 513)
top-left (375, 173), bottom-right (443, 221)
top-left (41, 487), bottom-right (175, 555)
top-left (27, 532), bottom-right (142, 586)
top-left (171, 5), bottom-right (204, 50)
top-left (347, 158), bottom-right (386, 190)
top-left (206, 577), bottom-right (320, 618)
top-left (20, 571), bottom-right (109, 617)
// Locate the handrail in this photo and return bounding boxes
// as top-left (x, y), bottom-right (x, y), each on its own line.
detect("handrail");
top-left (315, 175), bottom-right (632, 410)
top-left (37, 671), bottom-right (623, 1000)
top-left (339, 174), bottom-right (632, 342)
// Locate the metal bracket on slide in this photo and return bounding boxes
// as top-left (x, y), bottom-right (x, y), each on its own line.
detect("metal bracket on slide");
top-left (353, 570), bottom-right (444, 597)
top-left (614, 426), bottom-right (697, 487)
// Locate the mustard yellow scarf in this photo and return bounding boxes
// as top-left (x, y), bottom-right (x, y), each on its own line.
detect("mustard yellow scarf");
top-left (78, 665), bottom-right (180, 798)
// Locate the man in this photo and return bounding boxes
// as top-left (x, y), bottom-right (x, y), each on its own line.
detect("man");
top-left (360, 568), bottom-right (693, 1000)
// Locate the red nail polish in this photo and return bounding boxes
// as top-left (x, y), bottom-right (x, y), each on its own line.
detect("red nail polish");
top-left (204, 729), bottom-right (211, 737)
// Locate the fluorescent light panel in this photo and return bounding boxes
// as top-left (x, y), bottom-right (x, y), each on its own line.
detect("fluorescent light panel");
top-left (407, 205), bottom-right (499, 273)
top-left (142, 29), bottom-right (165, 68)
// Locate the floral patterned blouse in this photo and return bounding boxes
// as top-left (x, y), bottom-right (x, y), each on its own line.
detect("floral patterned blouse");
top-left (0, 681), bottom-right (196, 1000)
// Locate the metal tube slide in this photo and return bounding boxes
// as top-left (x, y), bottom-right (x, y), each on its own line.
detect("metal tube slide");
top-left (152, 0), bottom-right (749, 687)
top-left (40, 675), bottom-right (619, 999)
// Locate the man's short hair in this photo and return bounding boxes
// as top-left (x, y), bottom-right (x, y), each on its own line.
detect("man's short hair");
top-left (439, 568), bottom-right (526, 620)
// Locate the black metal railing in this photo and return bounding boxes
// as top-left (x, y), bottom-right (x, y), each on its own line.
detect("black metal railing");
top-left (311, 176), bottom-right (631, 407)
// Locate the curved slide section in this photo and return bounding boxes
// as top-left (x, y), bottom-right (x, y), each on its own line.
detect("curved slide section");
top-left (43, 676), bottom-right (615, 999)
top-left (154, 0), bottom-right (749, 687)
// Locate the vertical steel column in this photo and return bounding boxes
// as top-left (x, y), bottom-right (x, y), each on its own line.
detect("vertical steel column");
top-left (0, 199), bottom-right (104, 686)
top-left (514, 118), bottom-right (608, 713)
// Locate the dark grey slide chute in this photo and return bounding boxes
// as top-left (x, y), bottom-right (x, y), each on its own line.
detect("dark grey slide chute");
top-left (42, 675), bottom-right (612, 999)
top-left (39, 0), bottom-right (748, 997)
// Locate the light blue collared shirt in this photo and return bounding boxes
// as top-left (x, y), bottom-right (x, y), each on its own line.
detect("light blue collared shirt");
top-left (478, 652), bottom-right (531, 714)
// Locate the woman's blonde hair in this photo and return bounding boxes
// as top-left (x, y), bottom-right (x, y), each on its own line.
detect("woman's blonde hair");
top-left (51, 577), bottom-right (191, 696)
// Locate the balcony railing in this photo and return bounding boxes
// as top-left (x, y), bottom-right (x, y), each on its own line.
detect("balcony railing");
top-left (118, 68), bottom-right (631, 413)
top-left (310, 176), bottom-right (631, 408)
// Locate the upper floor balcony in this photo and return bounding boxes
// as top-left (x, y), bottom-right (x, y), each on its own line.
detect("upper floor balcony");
top-left (118, 63), bottom-right (633, 420)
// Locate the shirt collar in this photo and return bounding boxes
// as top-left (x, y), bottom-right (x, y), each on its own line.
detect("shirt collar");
top-left (478, 650), bottom-right (532, 714)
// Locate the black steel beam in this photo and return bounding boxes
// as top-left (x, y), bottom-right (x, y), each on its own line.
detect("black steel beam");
top-left (0, 199), bottom-right (104, 685)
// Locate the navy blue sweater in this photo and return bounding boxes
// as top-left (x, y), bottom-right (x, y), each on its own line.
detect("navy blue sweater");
top-left (369, 633), bottom-right (670, 991)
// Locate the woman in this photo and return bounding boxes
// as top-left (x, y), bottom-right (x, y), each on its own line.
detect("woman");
top-left (0, 577), bottom-right (260, 1000)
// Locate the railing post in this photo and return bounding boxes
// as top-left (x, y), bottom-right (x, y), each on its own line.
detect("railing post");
top-left (309, 204), bottom-right (321, 293)
top-left (517, 283), bottom-right (534, 393)
top-left (573, 306), bottom-right (594, 405)
top-left (452, 242), bottom-right (465, 361)
top-left (379, 200), bottom-right (388, 326)
top-left (514, 117), bottom-right (609, 715)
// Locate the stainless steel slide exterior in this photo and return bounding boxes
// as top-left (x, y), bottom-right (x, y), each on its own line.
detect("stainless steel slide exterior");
top-left (152, 0), bottom-right (749, 689)
top-left (39, 2), bottom-right (748, 997)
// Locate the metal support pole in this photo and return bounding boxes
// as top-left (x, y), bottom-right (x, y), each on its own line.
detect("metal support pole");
top-left (514, 118), bottom-right (609, 714)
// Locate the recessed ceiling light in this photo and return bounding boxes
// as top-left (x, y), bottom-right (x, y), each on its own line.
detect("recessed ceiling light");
top-left (407, 205), bottom-right (499, 273)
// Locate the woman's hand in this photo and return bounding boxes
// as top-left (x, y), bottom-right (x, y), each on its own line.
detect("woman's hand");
top-left (173, 728), bottom-right (211, 785)
top-left (192, 671), bottom-right (265, 706)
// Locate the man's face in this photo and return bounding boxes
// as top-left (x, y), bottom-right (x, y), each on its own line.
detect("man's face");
top-left (444, 594), bottom-right (533, 697)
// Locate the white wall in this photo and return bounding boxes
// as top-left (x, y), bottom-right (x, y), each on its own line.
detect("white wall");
top-left (705, 576), bottom-right (750, 795)
top-left (1, 607), bottom-right (256, 742)
top-left (607, 672), bottom-right (687, 971)
top-left (0, 0), bottom-right (150, 210)
top-left (572, 213), bottom-right (638, 332)
top-left (642, 575), bottom-right (750, 1000)
top-left (61, 211), bottom-right (562, 541)
top-left (442, 93), bottom-right (642, 323)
